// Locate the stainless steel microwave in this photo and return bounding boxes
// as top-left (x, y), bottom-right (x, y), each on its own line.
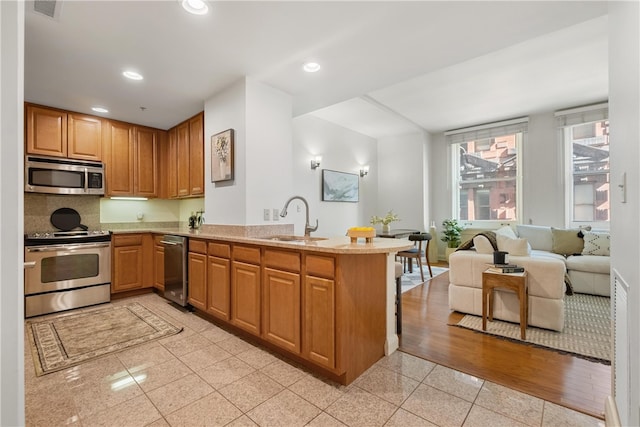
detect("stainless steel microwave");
top-left (25, 155), bottom-right (105, 195)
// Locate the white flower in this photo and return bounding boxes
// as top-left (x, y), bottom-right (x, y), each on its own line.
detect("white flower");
top-left (215, 135), bottom-right (229, 163)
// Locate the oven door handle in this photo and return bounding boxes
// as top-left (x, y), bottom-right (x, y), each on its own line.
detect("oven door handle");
top-left (26, 242), bottom-right (111, 252)
top-left (24, 261), bottom-right (36, 269)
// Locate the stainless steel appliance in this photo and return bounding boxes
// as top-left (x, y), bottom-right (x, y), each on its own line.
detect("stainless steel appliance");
top-left (25, 155), bottom-right (105, 195)
top-left (162, 235), bottom-right (188, 307)
top-left (24, 230), bottom-right (111, 317)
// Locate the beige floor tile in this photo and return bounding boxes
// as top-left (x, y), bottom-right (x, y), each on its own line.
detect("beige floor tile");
top-left (261, 358), bottom-right (308, 387)
top-left (80, 394), bottom-right (162, 427)
top-left (216, 335), bottom-right (256, 355)
top-left (374, 351), bottom-right (436, 382)
top-left (68, 371), bottom-right (144, 419)
top-left (132, 357), bottom-right (193, 392)
top-left (541, 401), bottom-right (606, 427)
top-left (164, 391), bottom-right (243, 426)
top-left (247, 389), bottom-right (321, 427)
top-left (463, 405), bottom-right (528, 427)
top-left (61, 354), bottom-right (129, 387)
top-left (423, 364), bottom-right (484, 402)
top-left (178, 343), bottom-right (232, 372)
top-left (176, 312), bottom-right (217, 332)
top-left (306, 412), bottom-right (348, 426)
top-left (384, 408), bottom-right (437, 426)
top-left (475, 381), bottom-right (543, 426)
top-left (146, 373), bottom-right (214, 416)
top-left (197, 356), bottom-right (256, 389)
top-left (25, 380), bottom-right (80, 426)
top-left (289, 374), bottom-right (347, 410)
top-left (117, 341), bottom-right (177, 372)
top-left (401, 383), bottom-right (472, 426)
top-left (236, 346), bottom-right (280, 369)
top-left (158, 327), bottom-right (196, 346)
top-left (225, 414), bottom-right (259, 427)
top-left (162, 332), bottom-right (213, 358)
top-left (353, 366), bottom-right (419, 406)
top-left (218, 371), bottom-right (285, 412)
top-left (147, 418), bottom-right (171, 427)
top-left (200, 325), bottom-right (234, 343)
top-left (326, 387), bottom-right (397, 427)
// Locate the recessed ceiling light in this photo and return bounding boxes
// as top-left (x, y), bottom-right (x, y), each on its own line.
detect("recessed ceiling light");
top-left (303, 62), bottom-right (321, 73)
top-left (122, 70), bottom-right (144, 81)
top-left (182, 0), bottom-right (208, 15)
top-left (91, 107), bottom-right (109, 113)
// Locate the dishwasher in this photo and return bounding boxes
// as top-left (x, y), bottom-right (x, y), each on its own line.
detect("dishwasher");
top-left (162, 235), bottom-right (188, 307)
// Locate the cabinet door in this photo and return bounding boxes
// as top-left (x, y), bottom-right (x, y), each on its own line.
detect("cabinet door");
top-left (304, 275), bottom-right (335, 369)
top-left (176, 121), bottom-right (190, 197)
top-left (188, 252), bottom-right (207, 310)
top-left (135, 126), bottom-right (158, 197)
top-left (207, 256), bottom-right (230, 320)
top-left (232, 261), bottom-right (261, 335)
top-left (112, 245), bottom-right (143, 292)
top-left (167, 127), bottom-right (178, 198)
top-left (25, 105), bottom-right (67, 157)
top-left (105, 121), bottom-right (135, 196)
top-left (153, 244), bottom-right (164, 291)
top-left (68, 113), bottom-right (102, 161)
top-left (189, 113), bottom-right (204, 195)
top-left (263, 268), bottom-right (301, 353)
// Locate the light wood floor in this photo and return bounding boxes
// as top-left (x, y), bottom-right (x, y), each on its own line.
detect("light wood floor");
top-left (398, 266), bottom-right (611, 420)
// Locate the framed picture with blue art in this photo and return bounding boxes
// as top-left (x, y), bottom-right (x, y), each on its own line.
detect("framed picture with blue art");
top-left (322, 169), bottom-right (359, 202)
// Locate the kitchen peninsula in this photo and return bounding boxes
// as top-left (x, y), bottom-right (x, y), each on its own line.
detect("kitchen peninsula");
top-left (111, 226), bottom-right (413, 385)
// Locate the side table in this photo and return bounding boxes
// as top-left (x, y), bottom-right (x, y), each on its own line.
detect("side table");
top-left (482, 270), bottom-right (528, 339)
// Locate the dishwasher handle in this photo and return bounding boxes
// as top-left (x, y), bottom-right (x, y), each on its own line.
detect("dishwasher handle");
top-left (161, 240), bottom-right (182, 246)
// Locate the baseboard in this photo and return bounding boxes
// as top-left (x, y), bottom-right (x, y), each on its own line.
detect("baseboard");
top-left (604, 396), bottom-right (621, 427)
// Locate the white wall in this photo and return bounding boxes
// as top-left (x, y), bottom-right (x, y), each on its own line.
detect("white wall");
top-left (609, 2), bottom-right (639, 425)
top-left (292, 115), bottom-right (377, 236)
top-left (0, 1), bottom-right (25, 424)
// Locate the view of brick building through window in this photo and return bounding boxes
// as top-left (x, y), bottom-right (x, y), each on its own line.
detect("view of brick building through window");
top-left (457, 134), bottom-right (519, 221)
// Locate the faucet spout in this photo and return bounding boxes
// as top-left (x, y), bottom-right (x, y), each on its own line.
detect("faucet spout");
top-left (280, 196), bottom-right (318, 237)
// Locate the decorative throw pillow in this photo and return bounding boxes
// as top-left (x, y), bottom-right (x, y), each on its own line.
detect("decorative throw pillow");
top-left (551, 228), bottom-right (584, 256)
top-left (495, 226), bottom-right (518, 240)
top-left (473, 235), bottom-right (495, 254)
top-left (496, 234), bottom-right (531, 256)
top-left (582, 231), bottom-right (610, 256)
top-left (516, 224), bottom-right (553, 252)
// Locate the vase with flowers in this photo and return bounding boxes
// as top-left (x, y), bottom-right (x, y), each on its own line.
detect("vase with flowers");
top-left (370, 210), bottom-right (400, 233)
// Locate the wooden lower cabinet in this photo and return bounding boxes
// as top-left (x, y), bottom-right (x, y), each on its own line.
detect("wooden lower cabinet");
top-left (303, 275), bottom-right (336, 369)
top-left (112, 233), bottom-right (154, 293)
top-left (263, 268), bottom-right (301, 353)
top-left (153, 239), bottom-right (164, 291)
top-left (188, 251), bottom-right (207, 310)
top-left (231, 261), bottom-right (261, 335)
top-left (207, 256), bottom-right (230, 320)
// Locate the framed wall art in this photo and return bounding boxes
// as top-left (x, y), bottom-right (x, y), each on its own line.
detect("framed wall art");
top-left (322, 169), bottom-right (359, 202)
top-left (211, 129), bottom-right (234, 182)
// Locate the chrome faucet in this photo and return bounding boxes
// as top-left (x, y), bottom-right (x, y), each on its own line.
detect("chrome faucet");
top-left (280, 196), bottom-right (318, 237)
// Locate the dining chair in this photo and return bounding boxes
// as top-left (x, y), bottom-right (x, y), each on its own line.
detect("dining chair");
top-left (397, 232), bottom-right (432, 282)
top-left (395, 261), bottom-right (403, 334)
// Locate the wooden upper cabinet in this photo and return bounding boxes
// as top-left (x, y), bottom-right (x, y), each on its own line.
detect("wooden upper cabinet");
top-left (167, 128), bottom-right (178, 198)
top-left (26, 104), bottom-right (102, 161)
top-left (104, 120), bottom-right (135, 196)
top-left (25, 104), bottom-right (68, 158)
top-left (68, 113), bottom-right (102, 161)
top-left (176, 121), bottom-right (190, 197)
top-left (134, 126), bottom-right (158, 197)
top-left (189, 112), bottom-right (204, 195)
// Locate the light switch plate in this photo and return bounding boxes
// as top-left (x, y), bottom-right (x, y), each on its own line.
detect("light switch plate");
top-left (263, 209), bottom-right (270, 221)
top-left (273, 208), bottom-right (279, 221)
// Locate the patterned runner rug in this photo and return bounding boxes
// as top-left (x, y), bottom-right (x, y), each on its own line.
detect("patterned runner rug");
top-left (401, 265), bottom-right (448, 293)
top-left (453, 293), bottom-right (610, 364)
top-left (26, 302), bottom-right (183, 376)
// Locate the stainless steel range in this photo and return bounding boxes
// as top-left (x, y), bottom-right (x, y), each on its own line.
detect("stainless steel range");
top-left (24, 230), bottom-right (112, 317)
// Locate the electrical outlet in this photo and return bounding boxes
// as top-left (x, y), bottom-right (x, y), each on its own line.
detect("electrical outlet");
top-left (273, 208), bottom-right (279, 221)
top-left (263, 209), bottom-right (270, 221)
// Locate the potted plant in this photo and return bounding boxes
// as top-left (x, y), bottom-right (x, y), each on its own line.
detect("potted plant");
top-left (370, 210), bottom-right (400, 233)
top-left (441, 219), bottom-right (464, 260)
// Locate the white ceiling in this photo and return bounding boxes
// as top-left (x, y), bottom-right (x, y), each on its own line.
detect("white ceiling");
top-left (25, 1), bottom-right (609, 137)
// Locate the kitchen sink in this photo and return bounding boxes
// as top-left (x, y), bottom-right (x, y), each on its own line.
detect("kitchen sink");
top-left (260, 235), bottom-right (328, 243)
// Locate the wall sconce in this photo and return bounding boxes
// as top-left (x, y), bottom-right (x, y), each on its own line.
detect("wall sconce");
top-left (360, 165), bottom-right (369, 177)
top-left (310, 156), bottom-right (322, 170)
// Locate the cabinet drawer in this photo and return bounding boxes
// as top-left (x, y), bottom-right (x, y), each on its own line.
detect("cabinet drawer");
top-left (264, 249), bottom-right (301, 273)
top-left (189, 239), bottom-right (207, 254)
top-left (113, 234), bottom-right (142, 247)
top-left (209, 242), bottom-right (231, 258)
top-left (306, 254), bottom-right (335, 279)
top-left (154, 235), bottom-right (164, 245)
top-left (233, 245), bottom-right (261, 264)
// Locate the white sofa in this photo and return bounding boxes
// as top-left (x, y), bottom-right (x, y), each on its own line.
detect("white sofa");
top-left (448, 225), bottom-right (611, 332)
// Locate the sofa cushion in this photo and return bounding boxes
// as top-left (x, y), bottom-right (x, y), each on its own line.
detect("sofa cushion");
top-left (551, 228), bottom-right (584, 256)
top-left (566, 254), bottom-right (610, 274)
top-left (496, 226), bottom-right (518, 239)
top-left (581, 231), bottom-right (610, 256)
top-left (473, 235), bottom-right (495, 254)
top-left (496, 234), bottom-right (531, 256)
top-left (516, 224), bottom-right (553, 252)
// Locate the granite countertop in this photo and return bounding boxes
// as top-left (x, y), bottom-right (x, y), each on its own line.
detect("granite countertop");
top-left (111, 226), bottom-right (413, 254)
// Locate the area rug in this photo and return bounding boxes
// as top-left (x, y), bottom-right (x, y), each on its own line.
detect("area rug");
top-left (452, 293), bottom-right (610, 364)
top-left (26, 302), bottom-right (183, 376)
top-left (401, 266), bottom-right (448, 293)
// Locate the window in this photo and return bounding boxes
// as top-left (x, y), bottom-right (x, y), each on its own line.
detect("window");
top-left (446, 118), bottom-right (526, 226)
top-left (557, 104), bottom-right (609, 229)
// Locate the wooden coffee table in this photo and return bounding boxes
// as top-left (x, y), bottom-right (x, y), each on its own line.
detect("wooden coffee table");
top-left (482, 270), bottom-right (528, 339)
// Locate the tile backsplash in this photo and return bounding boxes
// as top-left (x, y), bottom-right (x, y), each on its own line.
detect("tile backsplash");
top-left (24, 193), bottom-right (101, 233)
